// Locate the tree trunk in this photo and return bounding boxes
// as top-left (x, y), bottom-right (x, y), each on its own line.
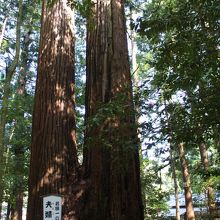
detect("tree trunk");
top-left (178, 143), bottom-right (195, 220)
top-left (0, 15), bottom-right (8, 48)
top-left (129, 6), bottom-right (138, 87)
top-left (82, 0), bottom-right (144, 219)
top-left (0, 0), bottom-right (22, 216)
top-left (170, 147), bottom-right (180, 220)
top-left (6, 201), bottom-right (11, 220)
top-left (164, 100), bottom-right (180, 220)
top-left (217, 140), bottom-right (220, 156)
top-left (10, 192), bottom-right (23, 220)
top-left (10, 147), bottom-right (24, 220)
top-left (199, 143), bottom-right (209, 169)
top-left (10, 28), bottom-right (32, 220)
top-left (199, 142), bottom-right (215, 215)
top-left (26, 1), bottom-right (79, 219)
top-left (0, 2), bottom-right (12, 49)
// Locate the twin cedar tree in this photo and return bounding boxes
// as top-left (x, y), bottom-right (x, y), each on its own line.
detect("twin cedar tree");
top-left (27, 0), bottom-right (144, 220)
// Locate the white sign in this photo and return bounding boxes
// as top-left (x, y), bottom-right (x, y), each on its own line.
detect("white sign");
top-left (43, 195), bottom-right (62, 220)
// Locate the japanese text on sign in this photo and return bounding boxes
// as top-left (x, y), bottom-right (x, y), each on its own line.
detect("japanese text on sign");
top-left (43, 195), bottom-right (62, 220)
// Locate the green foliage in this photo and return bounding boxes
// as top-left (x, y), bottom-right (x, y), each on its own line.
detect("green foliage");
top-left (47, 0), bottom-right (57, 8)
top-left (135, 0), bottom-right (220, 153)
top-left (84, 92), bottom-right (138, 174)
top-left (137, 0), bottom-right (220, 103)
top-left (134, 0), bottom-right (220, 215)
top-left (68, 0), bottom-right (95, 30)
top-left (140, 158), bottom-right (169, 219)
top-left (76, 0), bottom-right (94, 18)
top-left (86, 93), bottom-right (137, 146)
top-left (0, 0), bottom-right (40, 210)
top-left (74, 11), bottom-right (86, 162)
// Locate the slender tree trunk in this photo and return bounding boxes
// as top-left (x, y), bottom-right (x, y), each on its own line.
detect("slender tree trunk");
top-left (170, 147), bottom-right (180, 220)
top-left (10, 132), bottom-right (25, 220)
top-left (0, 15), bottom-right (8, 48)
top-left (178, 143), bottom-right (195, 220)
top-left (82, 0), bottom-right (144, 219)
top-left (6, 202), bottom-right (11, 220)
top-left (164, 100), bottom-right (180, 220)
top-left (129, 6), bottom-right (138, 87)
top-left (0, 0), bottom-right (22, 216)
top-left (213, 125), bottom-right (220, 158)
top-left (10, 26), bottom-right (32, 220)
top-left (199, 142), bottom-right (215, 215)
top-left (26, 1), bottom-right (79, 219)
top-left (0, 2), bottom-right (12, 49)
top-left (217, 140), bottom-right (220, 156)
top-left (10, 192), bottom-right (23, 220)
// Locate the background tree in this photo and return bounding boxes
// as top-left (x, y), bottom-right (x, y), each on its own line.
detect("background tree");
top-left (0, 0), bottom-right (23, 216)
top-left (9, 24), bottom-right (33, 220)
top-left (0, 0), bottom-right (40, 218)
top-left (135, 0), bottom-right (220, 218)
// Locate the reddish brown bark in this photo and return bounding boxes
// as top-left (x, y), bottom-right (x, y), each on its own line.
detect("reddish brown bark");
top-left (10, 192), bottom-right (23, 220)
top-left (178, 143), bottom-right (195, 220)
top-left (26, 1), bottom-right (79, 219)
top-left (82, 0), bottom-right (144, 219)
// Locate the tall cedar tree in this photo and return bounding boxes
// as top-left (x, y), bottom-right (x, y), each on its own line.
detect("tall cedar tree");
top-left (82, 0), bottom-right (144, 219)
top-left (26, 0), bottom-right (79, 219)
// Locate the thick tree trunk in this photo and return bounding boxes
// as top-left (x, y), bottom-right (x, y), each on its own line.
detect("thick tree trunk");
top-left (170, 147), bottom-right (180, 220)
top-left (82, 0), bottom-right (144, 219)
top-left (0, 0), bottom-right (22, 217)
top-left (178, 143), bottom-right (195, 220)
top-left (26, 1), bottom-right (79, 219)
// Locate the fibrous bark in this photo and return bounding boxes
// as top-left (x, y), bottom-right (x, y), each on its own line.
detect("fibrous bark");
top-left (82, 0), bottom-right (144, 219)
top-left (27, 1), bottom-right (79, 219)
